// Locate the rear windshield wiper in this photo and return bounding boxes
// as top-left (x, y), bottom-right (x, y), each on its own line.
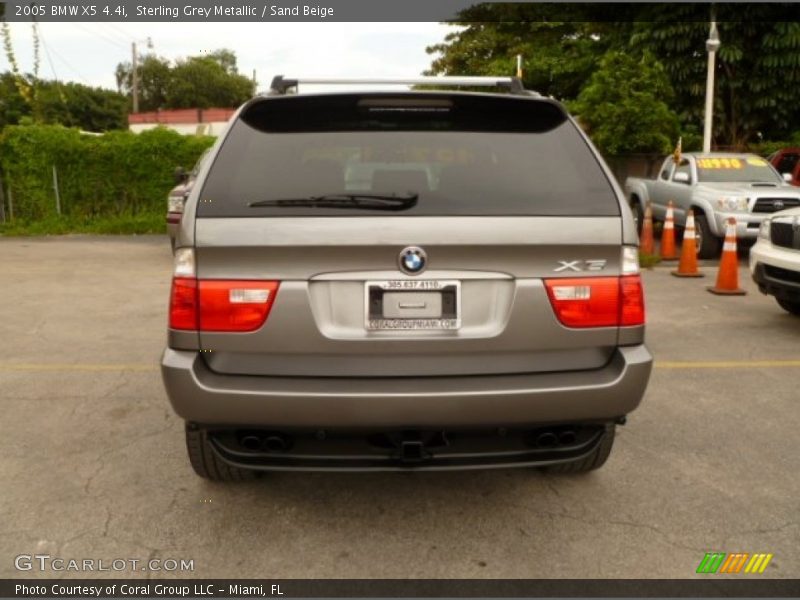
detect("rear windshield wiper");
top-left (248, 193), bottom-right (418, 211)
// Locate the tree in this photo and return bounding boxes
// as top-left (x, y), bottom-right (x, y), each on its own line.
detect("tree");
top-left (115, 55), bottom-right (171, 111)
top-left (2, 21), bottom-right (39, 120)
top-left (0, 73), bottom-right (127, 131)
top-left (570, 52), bottom-right (680, 156)
top-left (630, 5), bottom-right (800, 149)
top-left (208, 49), bottom-right (238, 75)
top-left (167, 56), bottom-right (254, 109)
top-left (115, 48), bottom-right (254, 112)
top-left (425, 5), bottom-right (635, 101)
top-left (0, 73), bottom-right (30, 128)
top-left (425, 4), bottom-right (800, 149)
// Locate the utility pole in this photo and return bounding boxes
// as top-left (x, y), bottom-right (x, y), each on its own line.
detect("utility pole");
top-left (703, 20), bottom-right (720, 153)
top-left (130, 38), bottom-right (152, 114)
top-left (131, 41), bottom-right (139, 114)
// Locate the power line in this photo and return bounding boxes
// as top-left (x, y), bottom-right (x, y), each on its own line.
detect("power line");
top-left (104, 22), bottom-right (137, 41)
top-left (36, 23), bottom-right (73, 122)
top-left (36, 23), bottom-right (61, 84)
top-left (73, 23), bottom-right (127, 51)
top-left (41, 37), bottom-right (90, 84)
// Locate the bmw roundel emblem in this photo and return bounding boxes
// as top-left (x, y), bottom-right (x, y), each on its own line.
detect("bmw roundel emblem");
top-left (398, 246), bottom-right (427, 275)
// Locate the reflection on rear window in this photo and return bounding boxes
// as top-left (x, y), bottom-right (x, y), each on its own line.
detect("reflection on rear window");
top-left (198, 94), bottom-right (619, 217)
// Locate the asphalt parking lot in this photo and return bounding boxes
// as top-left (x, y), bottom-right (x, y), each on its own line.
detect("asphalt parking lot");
top-left (1, 235), bottom-right (798, 579)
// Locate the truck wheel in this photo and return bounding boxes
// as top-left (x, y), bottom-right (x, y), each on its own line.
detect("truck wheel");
top-left (777, 298), bottom-right (800, 316)
top-left (185, 424), bottom-right (257, 481)
top-left (694, 214), bottom-right (722, 259)
top-left (544, 424), bottom-right (615, 474)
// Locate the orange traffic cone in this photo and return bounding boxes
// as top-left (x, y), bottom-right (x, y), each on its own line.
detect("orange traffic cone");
top-left (640, 202), bottom-right (655, 255)
top-left (708, 218), bottom-right (746, 295)
top-left (660, 201), bottom-right (678, 260)
top-left (671, 209), bottom-right (704, 278)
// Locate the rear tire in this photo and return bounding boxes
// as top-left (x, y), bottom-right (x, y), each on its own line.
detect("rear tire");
top-left (777, 298), bottom-right (800, 316)
top-left (694, 214), bottom-right (722, 259)
top-left (185, 424), bottom-right (258, 481)
top-left (544, 424), bottom-right (615, 474)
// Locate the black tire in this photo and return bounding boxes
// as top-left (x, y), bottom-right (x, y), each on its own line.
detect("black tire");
top-left (630, 199), bottom-right (644, 237)
top-left (185, 424), bottom-right (258, 481)
top-left (777, 298), bottom-right (800, 316)
top-left (694, 214), bottom-right (722, 259)
top-left (544, 424), bottom-right (615, 474)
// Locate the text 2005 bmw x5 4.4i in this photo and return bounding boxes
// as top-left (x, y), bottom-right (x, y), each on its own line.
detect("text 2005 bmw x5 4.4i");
top-left (161, 76), bottom-right (653, 480)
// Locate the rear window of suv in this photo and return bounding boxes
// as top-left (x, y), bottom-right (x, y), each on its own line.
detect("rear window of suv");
top-left (197, 93), bottom-right (619, 217)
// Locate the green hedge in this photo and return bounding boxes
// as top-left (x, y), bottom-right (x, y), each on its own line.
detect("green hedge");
top-left (749, 137), bottom-right (800, 158)
top-left (0, 125), bottom-right (214, 221)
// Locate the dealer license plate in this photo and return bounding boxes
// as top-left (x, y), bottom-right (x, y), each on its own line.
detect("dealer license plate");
top-left (365, 280), bottom-right (461, 330)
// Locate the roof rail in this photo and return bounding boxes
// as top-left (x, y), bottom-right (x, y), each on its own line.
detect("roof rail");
top-left (267, 75), bottom-right (534, 96)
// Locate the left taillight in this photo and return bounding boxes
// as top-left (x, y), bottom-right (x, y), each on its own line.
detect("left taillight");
top-left (169, 277), bottom-right (199, 330)
top-left (168, 248), bottom-right (279, 332)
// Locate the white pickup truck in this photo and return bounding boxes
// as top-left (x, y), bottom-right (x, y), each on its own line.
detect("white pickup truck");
top-left (625, 153), bottom-right (800, 258)
top-left (750, 207), bottom-right (800, 316)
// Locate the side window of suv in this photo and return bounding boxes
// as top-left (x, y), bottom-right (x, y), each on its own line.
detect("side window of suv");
top-left (660, 162), bottom-right (673, 180)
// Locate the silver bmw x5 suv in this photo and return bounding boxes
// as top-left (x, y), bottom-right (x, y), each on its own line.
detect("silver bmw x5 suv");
top-left (161, 75), bottom-right (653, 479)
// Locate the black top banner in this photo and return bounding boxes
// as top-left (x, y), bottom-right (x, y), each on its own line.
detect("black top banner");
top-left (2, 1), bottom-right (800, 22)
top-left (2, 0), bottom-right (469, 22)
top-left (2, 579), bottom-right (800, 599)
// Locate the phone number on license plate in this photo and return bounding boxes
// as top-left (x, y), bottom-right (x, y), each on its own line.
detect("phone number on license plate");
top-left (377, 280), bottom-right (447, 290)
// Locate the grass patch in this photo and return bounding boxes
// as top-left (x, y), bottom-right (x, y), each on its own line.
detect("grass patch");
top-left (639, 252), bottom-right (662, 269)
top-left (0, 213), bottom-right (165, 236)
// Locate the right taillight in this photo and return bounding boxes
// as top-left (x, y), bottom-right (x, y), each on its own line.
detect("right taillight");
top-left (545, 277), bottom-right (620, 328)
top-left (618, 275), bottom-right (645, 326)
top-left (544, 275), bottom-right (645, 328)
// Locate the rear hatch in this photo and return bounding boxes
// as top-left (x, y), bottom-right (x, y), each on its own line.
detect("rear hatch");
top-left (190, 92), bottom-right (631, 377)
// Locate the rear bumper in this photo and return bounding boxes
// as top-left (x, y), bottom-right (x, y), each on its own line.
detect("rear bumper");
top-left (200, 423), bottom-right (613, 472)
top-left (161, 345), bottom-right (652, 428)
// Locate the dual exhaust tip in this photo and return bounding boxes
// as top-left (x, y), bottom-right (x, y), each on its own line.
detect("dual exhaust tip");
top-left (238, 432), bottom-right (291, 453)
top-left (533, 429), bottom-right (577, 448)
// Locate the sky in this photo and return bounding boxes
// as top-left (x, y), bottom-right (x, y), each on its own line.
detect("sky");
top-left (1, 22), bottom-right (454, 92)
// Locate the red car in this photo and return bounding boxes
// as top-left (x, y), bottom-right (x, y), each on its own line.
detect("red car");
top-left (167, 149), bottom-right (210, 251)
top-left (769, 148), bottom-right (800, 186)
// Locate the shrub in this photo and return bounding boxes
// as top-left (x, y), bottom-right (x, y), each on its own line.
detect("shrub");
top-left (0, 125), bottom-right (214, 221)
top-left (569, 51), bottom-right (681, 157)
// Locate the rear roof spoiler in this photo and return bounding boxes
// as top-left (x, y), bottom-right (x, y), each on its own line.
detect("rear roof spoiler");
top-left (267, 75), bottom-right (537, 97)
